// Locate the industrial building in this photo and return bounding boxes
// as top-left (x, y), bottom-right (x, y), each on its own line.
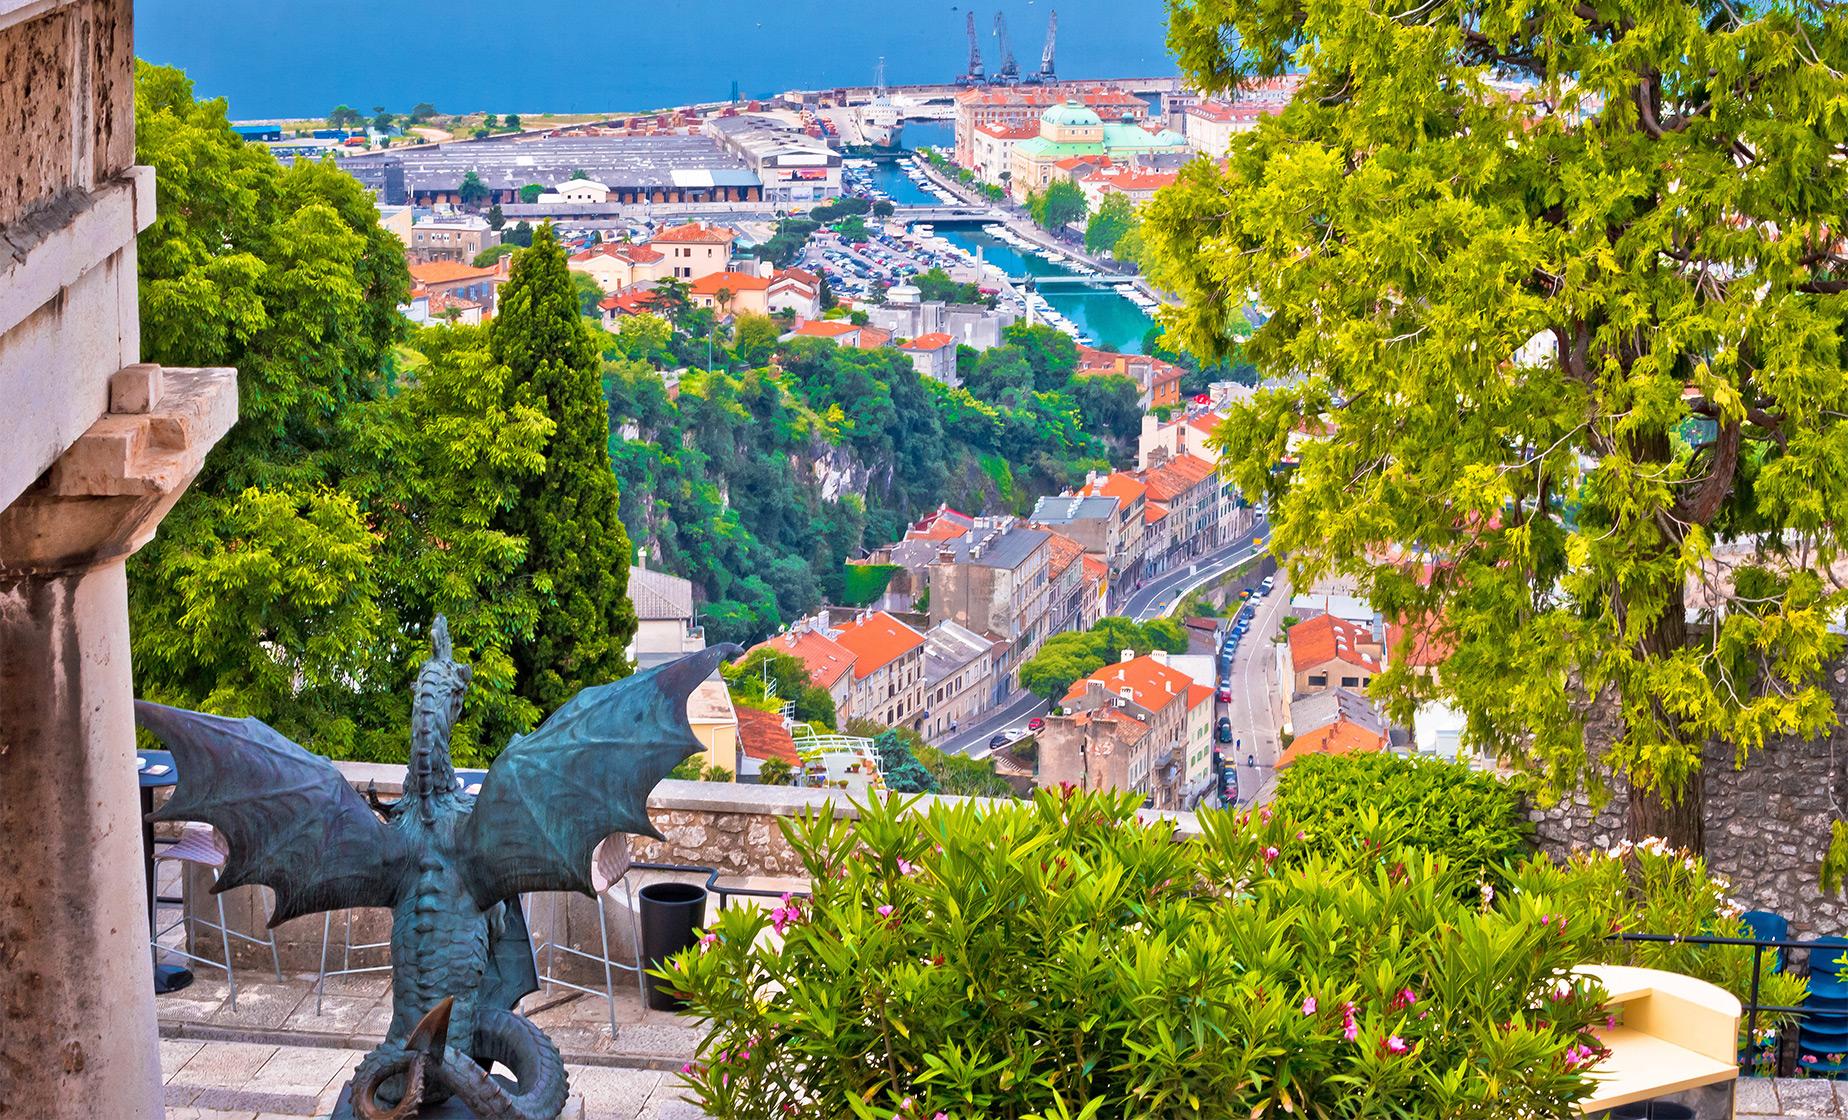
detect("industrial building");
top-left (343, 134), bottom-right (764, 207)
top-left (705, 113), bottom-right (842, 203)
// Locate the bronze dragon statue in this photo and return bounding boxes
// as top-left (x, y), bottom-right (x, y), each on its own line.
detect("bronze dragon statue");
top-left (138, 619), bottom-right (738, 1119)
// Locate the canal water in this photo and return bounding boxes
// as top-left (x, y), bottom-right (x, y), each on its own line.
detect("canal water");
top-left (870, 124), bottom-right (1154, 354)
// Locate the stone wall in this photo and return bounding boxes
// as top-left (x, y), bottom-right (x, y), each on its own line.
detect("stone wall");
top-left (1529, 661), bottom-right (1848, 939)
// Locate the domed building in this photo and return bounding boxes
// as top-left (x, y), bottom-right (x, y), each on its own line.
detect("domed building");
top-left (1008, 98), bottom-right (1188, 201)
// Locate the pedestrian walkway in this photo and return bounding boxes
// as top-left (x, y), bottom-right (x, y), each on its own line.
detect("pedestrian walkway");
top-left (1736, 1075), bottom-right (1847, 1117)
top-left (159, 1037), bottom-right (706, 1119)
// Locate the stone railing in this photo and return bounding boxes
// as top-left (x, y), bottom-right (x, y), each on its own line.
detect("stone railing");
top-left (175, 770), bottom-right (1201, 978)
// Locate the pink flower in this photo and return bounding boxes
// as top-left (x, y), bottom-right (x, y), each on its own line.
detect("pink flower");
top-left (681, 1062), bottom-right (694, 1074)
top-left (1341, 1001), bottom-right (1359, 1042)
top-left (897, 858), bottom-right (917, 876)
top-left (1262, 846), bottom-right (1280, 863)
top-left (770, 893), bottom-right (804, 936)
top-left (1260, 807), bottom-right (1273, 823)
top-left (699, 932), bottom-right (718, 950)
top-left (1301, 996), bottom-right (1317, 1015)
top-left (1295, 830), bottom-right (1306, 840)
top-left (1563, 1043), bottom-right (1596, 1068)
top-left (1391, 987), bottom-right (1417, 1010)
top-left (877, 904), bottom-right (895, 918)
top-left (1383, 1035), bottom-right (1408, 1055)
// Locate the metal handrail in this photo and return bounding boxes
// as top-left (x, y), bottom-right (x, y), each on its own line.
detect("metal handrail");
top-left (1609, 931), bottom-right (1846, 1051)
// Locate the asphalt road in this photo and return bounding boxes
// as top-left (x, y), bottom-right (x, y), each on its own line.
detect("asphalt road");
top-left (1120, 516), bottom-right (1268, 622)
top-left (935, 689), bottom-right (1050, 757)
top-left (1220, 568), bottom-right (1292, 808)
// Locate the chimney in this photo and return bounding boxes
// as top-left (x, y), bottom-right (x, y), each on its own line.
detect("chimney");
top-left (637, 547), bottom-right (648, 570)
top-left (1084, 678), bottom-right (1109, 706)
top-left (1151, 650), bottom-right (1168, 667)
top-left (1119, 686), bottom-right (1134, 704)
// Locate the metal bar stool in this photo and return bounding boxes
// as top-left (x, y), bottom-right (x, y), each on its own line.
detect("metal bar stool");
top-left (314, 908), bottom-right (393, 1014)
top-left (151, 823), bottom-right (282, 1010)
top-left (531, 836), bottom-right (645, 1036)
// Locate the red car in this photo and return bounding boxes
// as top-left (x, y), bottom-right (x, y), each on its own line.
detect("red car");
top-left (1027, 716), bottom-right (1045, 732)
top-left (1217, 686), bottom-right (1233, 703)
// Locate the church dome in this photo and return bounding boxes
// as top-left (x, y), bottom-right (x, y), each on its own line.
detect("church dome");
top-left (1041, 99), bottom-right (1103, 128)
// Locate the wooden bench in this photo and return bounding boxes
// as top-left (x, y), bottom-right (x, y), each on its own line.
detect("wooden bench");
top-left (1574, 963), bottom-right (1741, 1114)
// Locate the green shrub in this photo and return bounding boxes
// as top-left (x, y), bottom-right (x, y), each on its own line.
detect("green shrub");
top-left (1272, 753), bottom-right (1533, 888)
top-left (670, 791), bottom-right (1609, 1119)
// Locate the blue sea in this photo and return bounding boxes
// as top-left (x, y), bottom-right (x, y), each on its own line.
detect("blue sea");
top-left (135, 1), bottom-right (1176, 120)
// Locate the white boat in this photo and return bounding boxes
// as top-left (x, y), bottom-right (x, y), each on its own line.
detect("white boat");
top-left (859, 59), bottom-right (904, 149)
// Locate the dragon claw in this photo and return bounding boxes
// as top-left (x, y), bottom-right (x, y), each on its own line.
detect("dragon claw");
top-left (407, 996), bottom-right (454, 1060)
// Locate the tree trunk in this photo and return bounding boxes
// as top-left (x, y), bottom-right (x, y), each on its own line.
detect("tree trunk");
top-left (1627, 775), bottom-right (1704, 853)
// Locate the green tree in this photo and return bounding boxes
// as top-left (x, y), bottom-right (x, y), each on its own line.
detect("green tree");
top-left (731, 313), bottom-right (781, 368)
top-left (519, 183), bottom-right (545, 204)
top-left (644, 276), bottom-right (695, 327)
top-left (756, 757), bottom-right (795, 786)
top-left (571, 271), bottom-right (604, 318)
top-left (871, 199), bottom-right (895, 219)
top-left (1084, 192), bottom-right (1135, 256)
top-left (472, 243), bottom-right (516, 267)
top-left (724, 648), bottom-right (837, 728)
top-left (1018, 617), bottom-right (1190, 702)
top-left (409, 102), bottom-right (438, 123)
top-left (874, 729), bottom-right (939, 794)
top-left (1069, 373), bottom-right (1142, 448)
top-left (491, 223), bottom-right (638, 713)
top-left (370, 109), bottom-right (394, 133)
top-left (328, 103), bottom-right (361, 130)
top-left (504, 221), bottom-right (535, 248)
top-left (484, 113), bottom-right (501, 128)
top-left (1149, 0), bottom-right (1848, 855)
top-left (487, 202), bottom-right (505, 231)
top-left (458, 170), bottom-right (490, 208)
top-left (1028, 179), bottom-right (1087, 232)
top-left (505, 113), bottom-right (523, 131)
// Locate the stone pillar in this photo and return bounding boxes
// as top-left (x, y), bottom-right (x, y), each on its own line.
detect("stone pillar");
top-left (0, 365), bottom-right (236, 1120)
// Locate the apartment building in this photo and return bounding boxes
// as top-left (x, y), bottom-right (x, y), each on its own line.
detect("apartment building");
top-left (749, 618), bottom-right (858, 720)
top-left (1287, 614), bottom-right (1385, 697)
top-left (1140, 454), bottom-right (1225, 576)
top-left (927, 519), bottom-right (1053, 696)
top-left (832, 611), bottom-right (929, 730)
top-left (1036, 651), bottom-right (1195, 809)
top-left (920, 621), bottom-right (998, 742)
top-left (409, 213), bottom-right (498, 264)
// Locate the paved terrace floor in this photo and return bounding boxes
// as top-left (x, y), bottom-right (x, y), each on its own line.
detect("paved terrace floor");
top-left (157, 972), bottom-right (709, 1119)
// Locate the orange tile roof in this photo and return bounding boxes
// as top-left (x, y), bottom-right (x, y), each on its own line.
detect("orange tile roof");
top-left (650, 222), bottom-right (734, 245)
top-left (1386, 612), bottom-right (1454, 671)
top-left (752, 628), bottom-right (856, 690)
top-left (1079, 471), bottom-right (1146, 507)
top-left (1277, 719), bottom-right (1388, 767)
top-left (1186, 412), bottom-right (1223, 434)
top-left (855, 326), bottom-right (894, 350)
top-left (832, 611), bottom-right (926, 679)
top-left (599, 289), bottom-right (660, 315)
top-left (901, 332), bottom-right (955, 351)
top-left (909, 518), bottom-right (969, 543)
top-left (955, 85), bottom-right (1147, 110)
top-left (1186, 683), bottom-right (1213, 711)
top-left (974, 122), bottom-right (1042, 140)
top-left (690, 270), bottom-right (772, 295)
top-left (1288, 614), bottom-right (1382, 673)
top-left (571, 242), bottom-right (663, 264)
top-left (736, 706), bottom-right (800, 765)
top-left (1080, 554), bottom-right (1107, 583)
top-left (1144, 504), bottom-right (1170, 525)
top-left (1042, 530), bottom-right (1085, 578)
top-left (408, 260), bottom-right (502, 285)
top-left (791, 320), bottom-right (859, 339)
top-left (1142, 454), bottom-right (1218, 502)
top-left (1062, 654), bottom-right (1191, 715)
top-left (425, 291), bottom-right (482, 313)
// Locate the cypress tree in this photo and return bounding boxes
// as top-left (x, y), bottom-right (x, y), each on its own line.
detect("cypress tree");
top-left (491, 223), bottom-right (637, 711)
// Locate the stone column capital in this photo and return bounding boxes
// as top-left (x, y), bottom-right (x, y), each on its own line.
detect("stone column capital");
top-left (0, 365), bottom-right (237, 577)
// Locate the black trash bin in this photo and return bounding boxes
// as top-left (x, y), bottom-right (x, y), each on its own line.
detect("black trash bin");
top-left (638, 881), bottom-right (708, 1011)
top-left (1610, 1104), bottom-right (1694, 1119)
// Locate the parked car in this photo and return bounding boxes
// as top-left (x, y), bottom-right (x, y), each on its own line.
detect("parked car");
top-left (1217, 686), bottom-right (1233, 703)
top-left (1027, 716), bottom-right (1045, 732)
top-left (1261, 575), bottom-right (1275, 591)
top-left (988, 733), bottom-right (1010, 749)
top-left (1001, 726), bottom-right (1027, 742)
top-left (1216, 717), bottom-right (1234, 743)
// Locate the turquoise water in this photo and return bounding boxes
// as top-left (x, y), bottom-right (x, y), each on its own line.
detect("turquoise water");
top-left (868, 130), bottom-right (1154, 353)
top-left (135, 1), bottom-right (1174, 119)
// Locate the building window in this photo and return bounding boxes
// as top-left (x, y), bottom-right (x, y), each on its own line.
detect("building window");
top-left (1308, 674), bottom-right (1327, 688)
top-left (1341, 676), bottom-right (1360, 688)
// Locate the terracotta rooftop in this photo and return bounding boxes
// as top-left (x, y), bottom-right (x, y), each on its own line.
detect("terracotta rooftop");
top-left (900, 332), bottom-right (955, 351)
top-left (1042, 529), bottom-right (1085, 578)
top-left (1288, 613), bottom-right (1382, 673)
top-left (570, 242), bottom-right (663, 264)
top-left (1144, 504), bottom-right (1170, 525)
top-left (408, 260), bottom-right (502, 285)
top-left (1277, 718), bottom-right (1388, 767)
top-left (955, 85), bottom-right (1146, 109)
top-left (649, 222), bottom-right (734, 245)
top-left (1079, 470), bottom-right (1146, 507)
top-left (1063, 653), bottom-right (1191, 715)
top-left (736, 705), bottom-right (800, 765)
top-left (753, 627), bottom-right (857, 690)
top-left (1387, 612), bottom-right (1454, 671)
top-left (599, 289), bottom-right (660, 315)
top-left (790, 320), bottom-right (859, 338)
top-left (832, 611), bottom-right (926, 679)
top-left (974, 122), bottom-right (1042, 140)
top-left (690, 270), bottom-right (772, 295)
top-left (1186, 682), bottom-right (1213, 711)
top-left (1142, 454), bottom-right (1218, 502)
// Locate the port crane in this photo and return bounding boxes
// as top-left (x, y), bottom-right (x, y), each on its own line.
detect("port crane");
top-left (993, 11), bottom-right (1021, 83)
top-left (1037, 10), bottom-right (1057, 83)
top-left (958, 11), bottom-right (986, 86)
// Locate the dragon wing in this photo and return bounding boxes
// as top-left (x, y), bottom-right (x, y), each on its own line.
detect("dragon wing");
top-left (459, 644), bottom-right (739, 910)
top-left (138, 701), bottom-right (411, 926)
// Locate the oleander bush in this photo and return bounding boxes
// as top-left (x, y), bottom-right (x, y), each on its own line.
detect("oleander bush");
top-left (668, 791), bottom-right (1612, 1120)
top-left (1270, 752), bottom-right (1534, 890)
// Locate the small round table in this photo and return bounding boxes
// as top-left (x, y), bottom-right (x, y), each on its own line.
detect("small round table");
top-left (138, 749), bottom-right (193, 994)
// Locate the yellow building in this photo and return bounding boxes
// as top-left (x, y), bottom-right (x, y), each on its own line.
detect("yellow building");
top-left (1008, 100), bottom-right (1189, 201)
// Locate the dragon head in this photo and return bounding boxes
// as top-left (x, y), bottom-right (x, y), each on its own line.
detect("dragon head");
top-left (408, 616), bottom-right (475, 822)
